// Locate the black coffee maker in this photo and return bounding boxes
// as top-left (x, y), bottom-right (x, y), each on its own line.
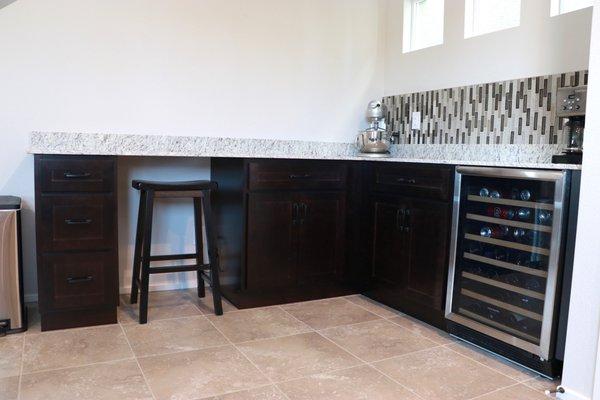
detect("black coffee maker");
top-left (552, 86), bottom-right (587, 164)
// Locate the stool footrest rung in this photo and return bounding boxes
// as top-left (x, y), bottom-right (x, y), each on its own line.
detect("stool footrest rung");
top-left (149, 253), bottom-right (198, 262)
top-left (148, 264), bottom-right (210, 274)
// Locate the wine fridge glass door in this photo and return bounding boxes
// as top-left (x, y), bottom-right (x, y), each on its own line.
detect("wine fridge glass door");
top-left (445, 167), bottom-right (568, 359)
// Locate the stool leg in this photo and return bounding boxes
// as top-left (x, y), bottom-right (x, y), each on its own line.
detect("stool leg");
top-left (202, 190), bottom-right (223, 316)
top-left (193, 197), bottom-right (206, 298)
top-left (139, 190), bottom-right (155, 324)
top-left (130, 191), bottom-right (147, 304)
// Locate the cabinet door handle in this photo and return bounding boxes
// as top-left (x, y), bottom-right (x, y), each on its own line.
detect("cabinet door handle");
top-left (64, 218), bottom-right (92, 225)
top-left (67, 276), bottom-right (93, 284)
top-left (396, 208), bottom-right (405, 230)
top-left (292, 203), bottom-right (299, 225)
top-left (289, 174), bottom-right (312, 180)
top-left (63, 172), bottom-right (92, 179)
top-left (404, 208), bottom-right (411, 233)
top-left (396, 177), bottom-right (417, 184)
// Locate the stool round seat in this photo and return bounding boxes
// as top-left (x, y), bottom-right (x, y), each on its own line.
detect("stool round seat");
top-left (132, 180), bottom-right (217, 191)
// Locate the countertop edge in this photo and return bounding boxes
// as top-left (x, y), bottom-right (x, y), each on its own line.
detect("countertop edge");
top-left (27, 131), bottom-right (582, 170)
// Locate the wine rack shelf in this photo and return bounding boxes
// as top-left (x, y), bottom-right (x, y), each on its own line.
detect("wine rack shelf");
top-left (461, 271), bottom-right (545, 300)
top-left (461, 289), bottom-right (543, 321)
top-left (465, 213), bottom-right (553, 233)
top-left (458, 308), bottom-right (540, 344)
top-left (465, 233), bottom-right (550, 256)
top-left (463, 252), bottom-right (548, 278)
top-left (467, 195), bottom-right (554, 211)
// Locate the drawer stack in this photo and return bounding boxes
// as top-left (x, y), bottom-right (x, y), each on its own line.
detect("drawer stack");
top-left (34, 155), bottom-right (118, 331)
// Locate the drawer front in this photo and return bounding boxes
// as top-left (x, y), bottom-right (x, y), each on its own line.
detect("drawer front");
top-left (39, 194), bottom-right (115, 252)
top-left (248, 161), bottom-right (347, 191)
top-left (371, 164), bottom-right (453, 201)
top-left (39, 157), bottom-right (115, 193)
top-left (40, 252), bottom-right (117, 311)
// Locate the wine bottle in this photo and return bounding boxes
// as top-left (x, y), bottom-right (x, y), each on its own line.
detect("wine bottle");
top-left (487, 206), bottom-right (515, 220)
top-left (519, 189), bottom-right (532, 201)
top-left (516, 208), bottom-right (531, 220)
top-left (481, 225), bottom-right (509, 238)
top-left (536, 210), bottom-right (552, 224)
top-left (524, 277), bottom-right (544, 292)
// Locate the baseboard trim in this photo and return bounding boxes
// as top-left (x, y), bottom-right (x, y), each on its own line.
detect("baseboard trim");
top-left (119, 281), bottom-right (201, 295)
top-left (24, 294), bottom-right (38, 303)
top-left (24, 282), bottom-right (203, 304)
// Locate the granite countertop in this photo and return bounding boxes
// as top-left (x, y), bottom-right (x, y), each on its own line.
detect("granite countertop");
top-left (28, 132), bottom-right (582, 170)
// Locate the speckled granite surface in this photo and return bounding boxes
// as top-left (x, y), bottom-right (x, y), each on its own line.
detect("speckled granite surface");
top-left (28, 132), bottom-right (581, 170)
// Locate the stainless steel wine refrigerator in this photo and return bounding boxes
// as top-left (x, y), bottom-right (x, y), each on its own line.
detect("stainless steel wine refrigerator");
top-left (445, 166), bottom-right (579, 378)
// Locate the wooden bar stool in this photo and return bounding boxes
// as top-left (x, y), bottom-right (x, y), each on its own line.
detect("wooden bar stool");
top-left (129, 180), bottom-right (223, 324)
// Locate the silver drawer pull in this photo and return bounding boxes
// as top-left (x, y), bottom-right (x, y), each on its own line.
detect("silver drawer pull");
top-left (289, 174), bottom-right (312, 179)
top-left (64, 218), bottom-right (92, 225)
top-left (63, 172), bottom-right (92, 179)
top-left (67, 276), bottom-right (93, 284)
top-left (397, 177), bottom-right (417, 184)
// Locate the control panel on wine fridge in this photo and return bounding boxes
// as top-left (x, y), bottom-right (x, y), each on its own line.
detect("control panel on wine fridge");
top-left (445, 167), bottom-right (568, 362)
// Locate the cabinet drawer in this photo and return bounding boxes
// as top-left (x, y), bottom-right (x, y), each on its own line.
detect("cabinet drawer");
top-left (248, 160), bottom-right (347, 191)
top-left (39, 157), bottom-right (115, 193)
top-left (371, 164), bottom-right (453, 201)
top-left (40, 252), bottom-right (117, 311)
top-left (38, 194), bottom-right (115, 252)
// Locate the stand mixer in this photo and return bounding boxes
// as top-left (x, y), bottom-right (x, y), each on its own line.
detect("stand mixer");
top-left (356, 100), bottom-right (391, 157)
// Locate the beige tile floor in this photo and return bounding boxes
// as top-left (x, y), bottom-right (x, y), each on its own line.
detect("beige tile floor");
top-left (0, 289), bottom-right (559, 400)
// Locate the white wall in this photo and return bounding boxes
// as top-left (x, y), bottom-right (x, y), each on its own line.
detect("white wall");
top-left (560, 3), bottom-right (600, 400)
top-left (384, 0), bottom-right (593, 95)
top-left (0, 0), bottom-right (385, 299)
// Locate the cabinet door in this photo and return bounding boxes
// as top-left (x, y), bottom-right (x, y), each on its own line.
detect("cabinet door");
top-left (404, 199), bottom-right (450, 310)
top-left (370, 195), bottom-right (408, 287)
top-left (296, 192), bottom-right (346, 284)
top-left (246, 192), bottom-right (297, 290)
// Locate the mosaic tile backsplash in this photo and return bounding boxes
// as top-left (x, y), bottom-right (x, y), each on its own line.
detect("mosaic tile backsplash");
top-left (383, 70), bottom-right (588, 145)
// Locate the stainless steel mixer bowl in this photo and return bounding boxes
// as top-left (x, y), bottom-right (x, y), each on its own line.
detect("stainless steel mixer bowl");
top-left (356, 129), bottom-right (391, 154)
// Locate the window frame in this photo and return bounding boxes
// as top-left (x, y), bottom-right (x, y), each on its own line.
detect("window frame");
top-left (550, 0), bottom-right (594, 16)
top-left (402, 0), bottom-right (445, 53)
top-left (464, 0), bottom-right (521, 39)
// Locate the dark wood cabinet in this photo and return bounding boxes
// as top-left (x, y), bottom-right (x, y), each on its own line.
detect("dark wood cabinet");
top-left (371, 196), bottom-right (407, 287)
top-left (295, 191), bottom-right (345, 284)
top-left (365, 164), bottom-right (453, 328)
top-left (403, 199), bottom-right (450, 312)
top-left (246, 191), bottom-right (346, 290)
top-left (212, 159), bottom-right (351, 308)
top-left (32, 154), bottom-right (453, 330)
top-left (35, 155), bottom-right (118, 331)
top-left (246, 192), bottom-right (297, 290)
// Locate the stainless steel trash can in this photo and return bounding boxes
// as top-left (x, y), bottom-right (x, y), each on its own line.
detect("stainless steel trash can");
top-left (0, 196), bottom-right (26, 335)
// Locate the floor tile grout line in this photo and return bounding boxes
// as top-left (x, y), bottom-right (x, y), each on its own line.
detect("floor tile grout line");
top-left (276, 304), bottom-right (383, 331)
top-left (383, 314), bottom-right (455, 346)
top-left (190, 383), bottom-right (291, 400)
top-left (19, 356), bottom-right (138, 377)
top-left (467, 381), bottom-right (524, 400)
top-left (203, 312), bottom-right (277, 388)
top-left (342, 295), bottom-right (406, 319)
top-left (277, 303), bottom-right (426, 399)
top-left (119, 312), bottom-right (212, 327)
top-left (133, 343), bottom-right (232, 361)
top-left (118, 323), bottom-right (158, 400)
top-left (443, 342), bottom-right (534, 384)
top-left (312, 329), bottom-right (427, 400)
top-left (16, 334), bottom-right (25, 400)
